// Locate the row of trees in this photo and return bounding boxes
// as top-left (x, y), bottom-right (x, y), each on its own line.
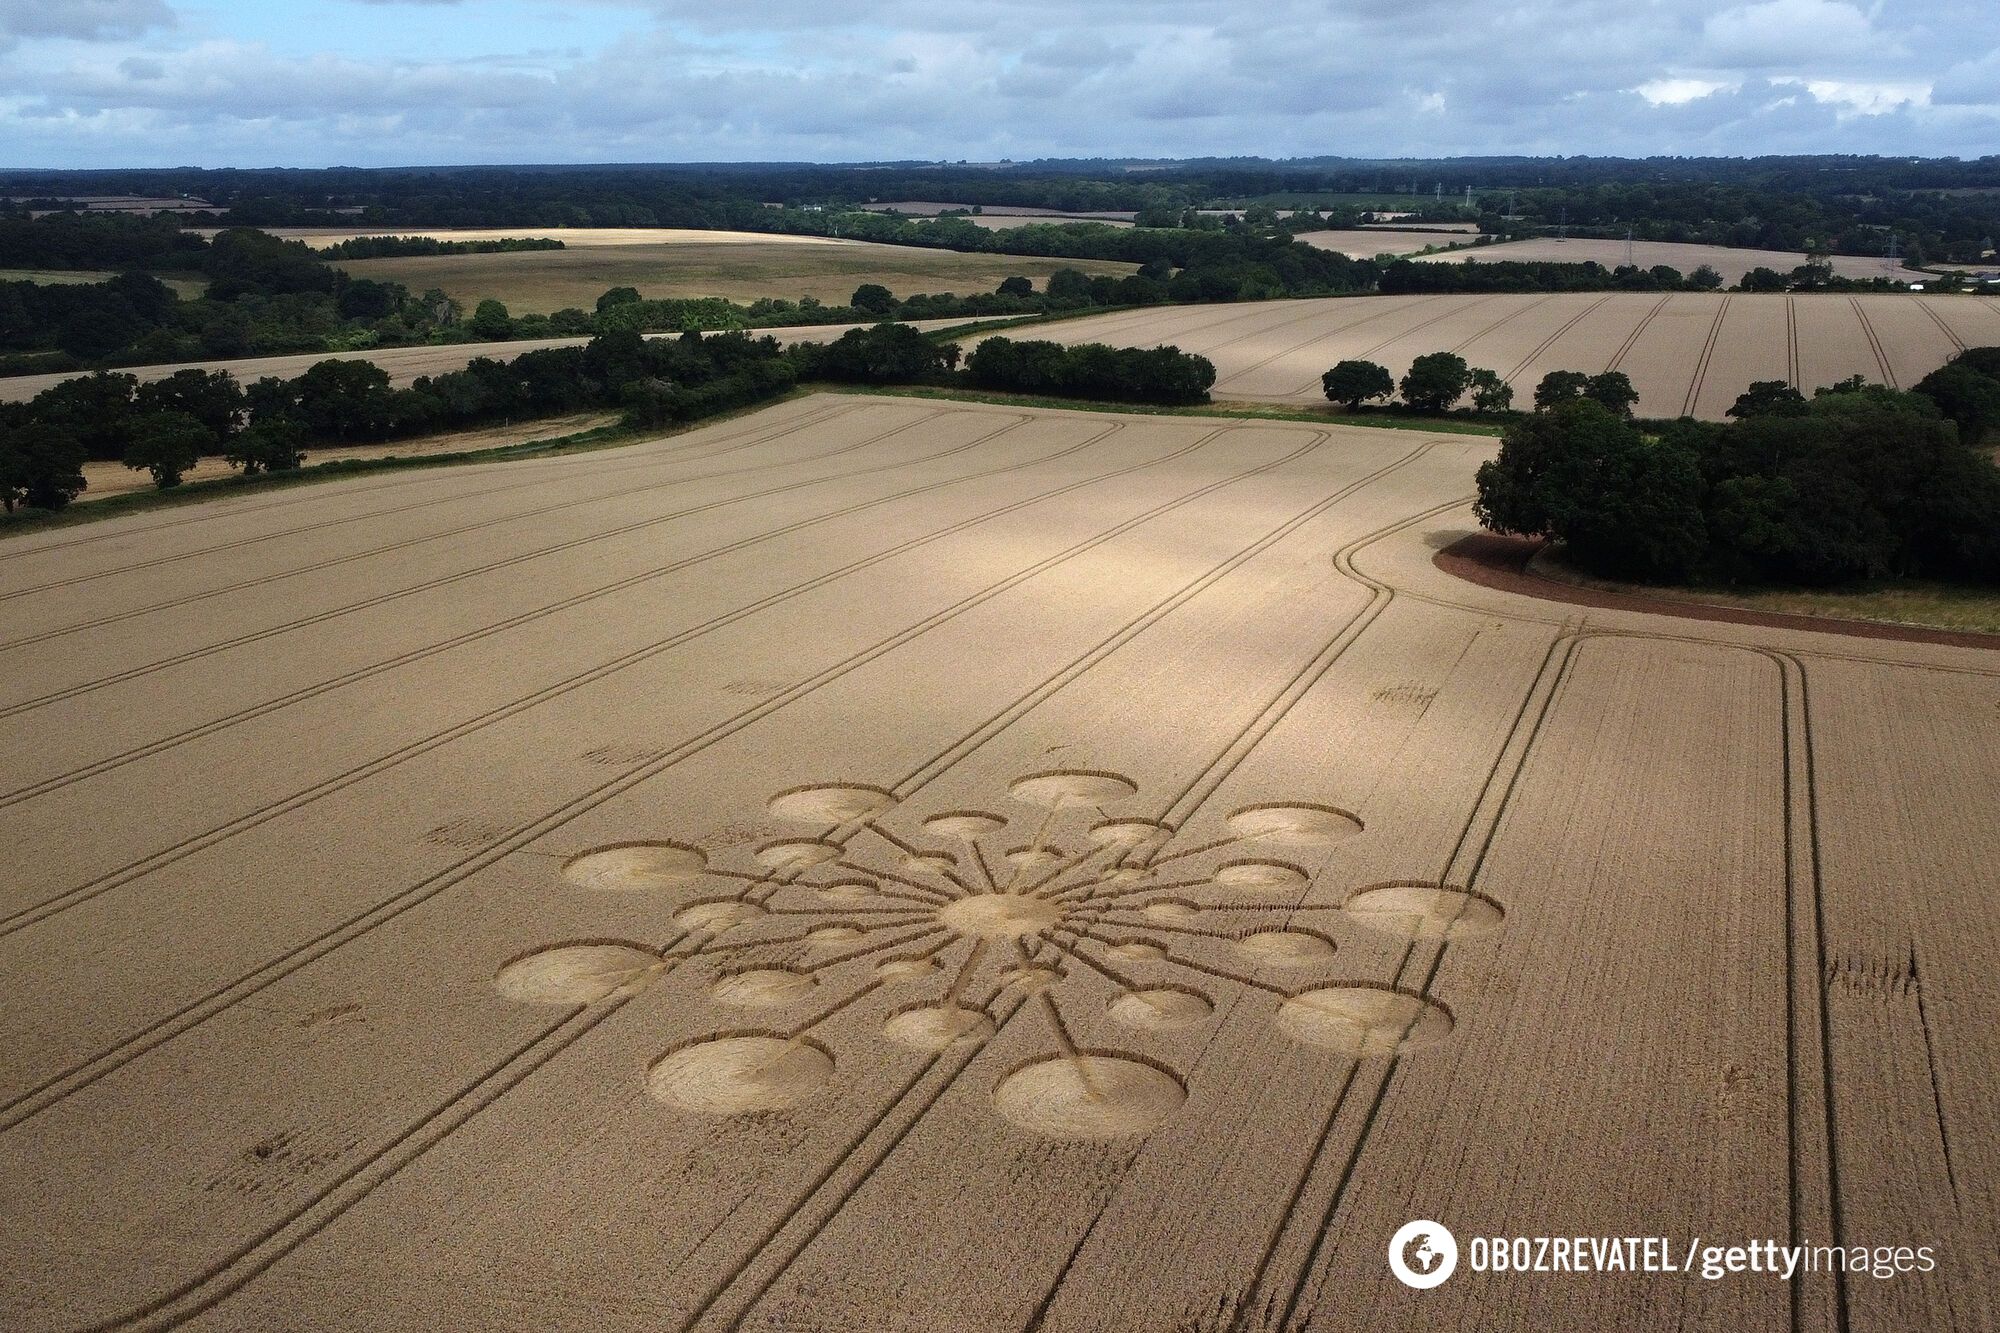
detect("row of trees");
top-left (964, 337), bottom-right (1216, 405)
top-left (1, 321), bottom-right (1220, 514)
top-left (1321, 354), bottom-right (1643, 418)
top-left (1474, 353), bottom-right (2000, 586)
top-left (0, 329), bottom-right (806, 511)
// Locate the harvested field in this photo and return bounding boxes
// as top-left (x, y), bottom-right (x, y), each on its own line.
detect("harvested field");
top-left (75, 411), bottom-right (621, 501)
top-left (0, 319), bottom-right (967, 403)
top-left (334, 239), bottom-right (1135, 315)
top-left (0, 268), bottom-right (208, 298)
top-left (1295, 229), bottom-right (1470, 258)
top-left (927, 214), bottom-right (1135, 230)
top-left (1411, 237), bottom-right (1913, 285)
top-left (862, 202), bottom-right (1138, 222)
top-left (960, 292), bottom-right (2000, 418)
top-left (0, 392), bottom-right (1991, 1330)
top-left (194, 227), bottom-right (854, 249)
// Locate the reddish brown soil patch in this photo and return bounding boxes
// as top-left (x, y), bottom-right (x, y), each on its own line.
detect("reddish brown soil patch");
top-left (1436, 531), bottom-right (2000, 651)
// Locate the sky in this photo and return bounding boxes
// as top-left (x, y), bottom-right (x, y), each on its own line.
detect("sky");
top-left (0, 0), bottom-right (1996, 168)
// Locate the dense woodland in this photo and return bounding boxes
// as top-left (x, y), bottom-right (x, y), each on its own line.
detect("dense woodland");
top-left (1475, 348), bottom-right (2000, 586)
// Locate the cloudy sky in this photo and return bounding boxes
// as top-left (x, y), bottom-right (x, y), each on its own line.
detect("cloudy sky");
top-left (1, 0), bottom-right (1996, 167)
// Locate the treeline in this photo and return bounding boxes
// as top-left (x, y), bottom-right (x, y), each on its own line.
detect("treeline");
top-left (1379, 256), bottom-right (1912, 296)
top-left (314, 235), bottom-right (566, 260)
top-left (1, 325), bottom-right (1219, 513)
top-left (965, 337), bottom-right (1215, 405)
top-left (0, 226), bottom-right (468, 369)
top-left (1474, 350), bottom-right (2000, 586)
top-left (794, 324), bottom-right (1217, 407)
top-left (0, 329), bottom-right (801, 509)
top-left (7, 157), bottom-right (1998, 264)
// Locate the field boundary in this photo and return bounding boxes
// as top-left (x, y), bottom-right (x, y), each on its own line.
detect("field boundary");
top-left (1435, 531), bottom-right (2000, 650)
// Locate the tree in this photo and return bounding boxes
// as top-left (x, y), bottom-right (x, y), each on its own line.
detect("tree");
top-left (468, 299), bottom-right (514, 340)
top-left (29, 371), bottom-right (139, 460)
top-left (136, 369), bottom-right (244, 444)
top-left (1321, 359), bottom-right (1393, 410)
top-left (996, 276), bottom-right (1035, 298)
top-left (849, 283), bottom-right (897, 316)
top-left (338, 278), bottom-right (403, 321)
top-left (1399, 352), bottom-right (1472, 412)
top-left (0, 421), bottom-right (88, 512)
top-left (813, 323), bottom-right (952, 383)
top-left (1738, 266), bottom-right (1788, 293)
top-left (1913, 355), bottom-right (2000, 448)
top-left (596, 287), bottom-right (643, 312)
top-left (1584, 371), bottom-right (1639, 418)
top-left (123, 411), bottom-right (211, 489)
top-left (1045, 269), bottom-right (1095, 306)
top-left (225, 419), bottom-right (308, 475)
top-left (1727, 381), bottom-right (1809, 419)
top-left (289, 359), bottom-right (394, 440)
top-left (1468, 368), bottom-right (1514, 413)
top-left (1688, 264), bottom-right (1724, 290)
top-left (419, 287), bottom-right (462, 327)
top-left (1474, 400), bottom-right (1708, 581)
top-left (1533, 370), bottom-right (1590, 411)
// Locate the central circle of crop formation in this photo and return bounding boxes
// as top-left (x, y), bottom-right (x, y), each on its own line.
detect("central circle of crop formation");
top-left (936, 892), bottom-right (1065, 939)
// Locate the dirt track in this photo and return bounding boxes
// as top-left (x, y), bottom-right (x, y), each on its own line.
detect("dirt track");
top-left (0, 395), bottom-right (1991, 1330)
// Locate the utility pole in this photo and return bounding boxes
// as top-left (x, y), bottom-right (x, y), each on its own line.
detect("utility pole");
top-left (1626, 227), bottom-right (1634, 267)
top-left (1559, 204), bottom-right (1567, 240)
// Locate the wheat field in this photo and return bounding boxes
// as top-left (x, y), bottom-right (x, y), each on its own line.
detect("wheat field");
top-left (968, 292), bottom-right (2000, 418)
top-left (0, 393), bottom-right (1989, 1329)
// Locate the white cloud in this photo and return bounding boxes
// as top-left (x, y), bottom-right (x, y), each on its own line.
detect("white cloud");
top-left (1775, 77), bottom-right (1928, 113)
top-left (1635, 77), bottom-right (1739, 104)
top-left (0, 0), bottom-right (1992, 164)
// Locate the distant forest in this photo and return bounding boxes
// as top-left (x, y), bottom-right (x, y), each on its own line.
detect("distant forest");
top-left (3, 155), bottom-right (1997, 262)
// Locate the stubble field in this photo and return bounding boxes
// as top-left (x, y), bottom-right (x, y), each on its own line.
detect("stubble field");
top-left (0, 393), bottom-right (1990, 1330)
top-left (333, 238), bottom-right (1135, 314)
top-left (0, 319), bottom-right (968, 405)
top-left (1409, 238), bottom-right (1915, 285)
top-left (968, 292), bottom-right (2000, 418)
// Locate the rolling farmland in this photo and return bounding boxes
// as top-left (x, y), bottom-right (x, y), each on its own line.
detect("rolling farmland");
top-left (0, 393), bottom-right (1991, 1330)
top-left (968, 293), bottom-right (2000, 418)
top-left (0, 319), bottom-right (968, 405)
top-left (332, 235), bottom-right (1136, 315)
top-left (1410, 237), bottom-right (1916, 285)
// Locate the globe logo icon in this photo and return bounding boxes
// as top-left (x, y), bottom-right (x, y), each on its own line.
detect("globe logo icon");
top-left (1388, 1219), bottom-right (1459, 1289)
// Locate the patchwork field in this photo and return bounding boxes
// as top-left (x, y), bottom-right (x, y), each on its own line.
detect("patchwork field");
top-left (1410, 238), bottom-right (1913, 285)
top-left (0, 393), bottom-right (1991, 1330)
top-left (333, 239), bottom-right (1135, 314)
top-left (965, 292), bottom-right (2000, 418)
